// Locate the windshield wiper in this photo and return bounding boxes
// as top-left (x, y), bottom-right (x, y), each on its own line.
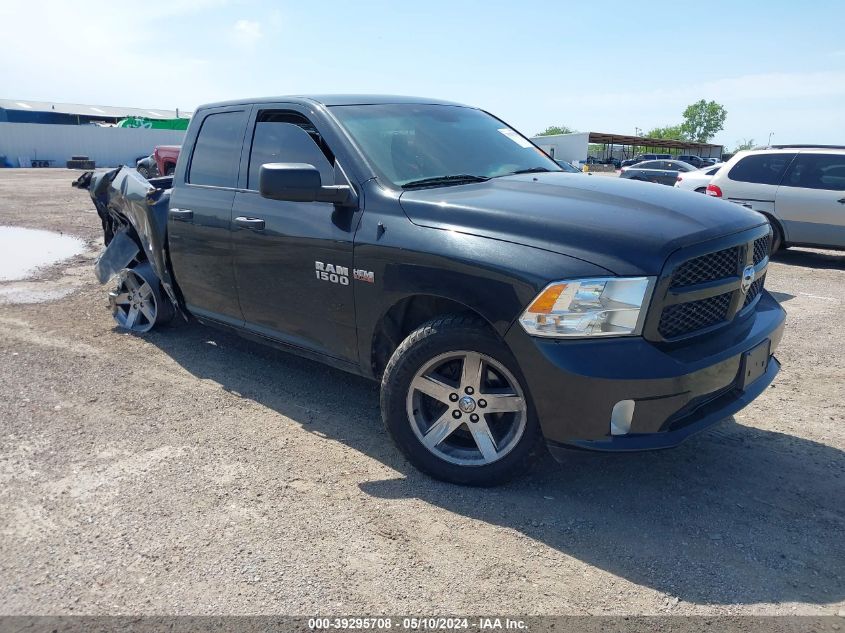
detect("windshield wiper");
top-left (401, 174), bottom-right (490, 189)
top-left (506, 167), bottom-right (554, 175)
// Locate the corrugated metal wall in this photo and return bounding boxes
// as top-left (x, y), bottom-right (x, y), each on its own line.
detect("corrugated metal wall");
top-left (0, 122), bottom-right (186, 167)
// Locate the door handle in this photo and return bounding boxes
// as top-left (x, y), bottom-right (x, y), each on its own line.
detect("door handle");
top-left (837, 197), bottom-right (845, 205)
top-left (234, 216), bottom-right (266, 230)
top-left (169, 208), bottom-right (193, 221)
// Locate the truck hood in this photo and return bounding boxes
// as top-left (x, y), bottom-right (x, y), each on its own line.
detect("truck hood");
top-left (398, 173), bottom-right (767, 275)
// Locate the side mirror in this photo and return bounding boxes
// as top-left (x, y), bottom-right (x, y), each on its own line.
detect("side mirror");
top-left (259, 163), bottom-right (352, 205)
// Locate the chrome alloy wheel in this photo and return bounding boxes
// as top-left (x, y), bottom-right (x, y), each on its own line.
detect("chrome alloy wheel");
top-left (406, 351), bottom-right (527, 466)
top-left (108, 268), bottom-right (158, 333)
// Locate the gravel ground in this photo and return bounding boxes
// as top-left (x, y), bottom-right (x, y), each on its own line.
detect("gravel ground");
top-left (0, 169), bottom-right (843, 616)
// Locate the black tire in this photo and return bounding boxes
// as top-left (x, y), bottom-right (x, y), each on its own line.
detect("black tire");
top-left (165, 164), bottom-right (175, 176)
top-left (768, 218), bottom-right (785, 253)
top-left (695, 186), bottom-right (707, 194)
top-left (137, 165), bottom-right (150, 179)
top-left (380, 314), bottom-right (543, 486)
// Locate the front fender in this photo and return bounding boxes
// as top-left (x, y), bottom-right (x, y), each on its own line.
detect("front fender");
top-left (352, 206), bottom-right (610, 377)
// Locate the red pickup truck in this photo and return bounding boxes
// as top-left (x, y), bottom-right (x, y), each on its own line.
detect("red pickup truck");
top-left (136, 145), bottom-right (181, 178)
top-left (153, 145), bottom-right (180, 176)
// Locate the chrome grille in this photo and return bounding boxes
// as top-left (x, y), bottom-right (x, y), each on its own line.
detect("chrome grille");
top-left (646, 228), bottom-right (771, 341)
top-left (670, 246), bottom-right (741, 288)
top-left (743, 273), bottom-right (766, 308)
top-left (752, 235), bottom-right (770, 265)
top-left (658, 292), bottom-right (732, 339)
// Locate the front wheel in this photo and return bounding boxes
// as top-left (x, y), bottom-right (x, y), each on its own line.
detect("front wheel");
top-left (381, 315), bottom-right (542, 486)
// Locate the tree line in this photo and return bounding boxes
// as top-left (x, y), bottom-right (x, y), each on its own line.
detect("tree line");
top-left (536, 99), bottom-right (755, 153)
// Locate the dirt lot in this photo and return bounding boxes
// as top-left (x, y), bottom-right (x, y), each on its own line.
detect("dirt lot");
top-left (1, 169), bottom-right (843, 616)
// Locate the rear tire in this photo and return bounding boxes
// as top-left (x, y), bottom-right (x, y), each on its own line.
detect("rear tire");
top-left (694, 186), bottom-right (707, 194)
top-left (165, 164), bottom-right (175, 176)
top-left (380, 314), bottom-right (543, 486)
top-left (108, 262), bottom-right (174, 333)
top-left (137, 166), bottom-right (150, 179)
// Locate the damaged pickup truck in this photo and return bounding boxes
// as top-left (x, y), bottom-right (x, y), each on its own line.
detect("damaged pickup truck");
top-left (74, 95), bottom-right (785, 485)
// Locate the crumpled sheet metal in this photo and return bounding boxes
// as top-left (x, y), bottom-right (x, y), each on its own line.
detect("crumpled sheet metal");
top-left (77, 167), bottom-right (182, 313)
top-left (94, 228), bottom-right (138, 284)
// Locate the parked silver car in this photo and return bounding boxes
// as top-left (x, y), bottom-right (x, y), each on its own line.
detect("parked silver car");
top-left (619, 159), bottom-right (697, 186)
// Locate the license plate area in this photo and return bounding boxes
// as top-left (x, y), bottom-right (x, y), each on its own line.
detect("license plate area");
top-left (739, 339), bottom-right (771, 390)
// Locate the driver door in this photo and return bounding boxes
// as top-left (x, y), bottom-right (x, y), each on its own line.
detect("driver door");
top-left (230, 105), bottom-right (361, 364)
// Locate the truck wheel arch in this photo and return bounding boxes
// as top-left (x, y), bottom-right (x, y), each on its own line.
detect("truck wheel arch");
top-left (370, 294), bottom-right (497, 378)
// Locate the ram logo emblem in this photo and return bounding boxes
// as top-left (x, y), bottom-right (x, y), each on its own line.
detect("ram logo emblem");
top-left (315, 261), bottom-right (349, 285)
top-left (740, 264), bottom-right (755, 294)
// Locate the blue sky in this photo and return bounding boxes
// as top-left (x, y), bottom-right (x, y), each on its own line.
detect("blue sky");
top-left (2, 0), bottom-right (844, 150)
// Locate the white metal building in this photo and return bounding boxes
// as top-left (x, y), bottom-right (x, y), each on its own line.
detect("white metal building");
top-left (0, 99), bottom-right (189, 124)
top-left (0, 99), bottom-right (191, 168)
top-left (530, 132), bottom-right (589, 166)
top-left (0, 123), bottom-right (186, 168)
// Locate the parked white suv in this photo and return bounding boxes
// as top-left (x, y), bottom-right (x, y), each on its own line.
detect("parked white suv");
top-left (706, 146), bottom-right (845, 252)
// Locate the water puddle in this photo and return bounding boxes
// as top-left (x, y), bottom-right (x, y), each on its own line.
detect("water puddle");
top-left (0, 226), bottom-right (92, 304)
top-left (0, 226), bottom-right (86, 281)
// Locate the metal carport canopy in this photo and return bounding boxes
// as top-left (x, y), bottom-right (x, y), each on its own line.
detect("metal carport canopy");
top-left (588, 132), bottom-right (723, 156)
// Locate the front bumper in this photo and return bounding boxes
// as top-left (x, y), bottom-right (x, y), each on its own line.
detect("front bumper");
top-left (504, 290), bottom-right (786, 456)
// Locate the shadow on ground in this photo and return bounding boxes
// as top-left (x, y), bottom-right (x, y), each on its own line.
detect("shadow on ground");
top-left (771, 248), bottom-right (845, 270)
top-left (144, 319), bottom-right (845, 608)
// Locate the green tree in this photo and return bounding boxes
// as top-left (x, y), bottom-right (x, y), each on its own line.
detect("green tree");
top-left (681, 99), bottom-right (727, 142)
top-left (645, 124), bottom-right (687, 141)
top-left (733, 138), bottom-right (756, 152)
top-left (536, 125), bottom-right (577, 136)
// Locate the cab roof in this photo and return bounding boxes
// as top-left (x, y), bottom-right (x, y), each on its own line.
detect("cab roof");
top-left (197, 94), bottom-right (469, 111)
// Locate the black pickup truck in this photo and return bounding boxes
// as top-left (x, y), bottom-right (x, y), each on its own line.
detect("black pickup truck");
top-left (74, 95), bottom-right (785, 485)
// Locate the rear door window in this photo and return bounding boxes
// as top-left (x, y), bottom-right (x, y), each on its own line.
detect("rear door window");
top-left (728, 153), bottom-right (796, 185)
top-left (781, 153), bottom-right (845, 191)
top-left (188, 110), bottom-right (247, 187)
top-left (637, 161), bottom-right (659, 169)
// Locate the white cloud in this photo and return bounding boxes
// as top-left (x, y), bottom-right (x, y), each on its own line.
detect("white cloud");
top-left (231, 19), bottom-right (263, 49)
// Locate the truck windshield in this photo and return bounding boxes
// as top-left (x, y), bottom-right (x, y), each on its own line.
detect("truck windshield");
top-left (330, 104), bottom-right (560, 188)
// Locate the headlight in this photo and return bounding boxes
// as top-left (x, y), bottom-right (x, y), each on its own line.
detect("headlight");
top-left (519, 277), bottom-right (654, 338)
